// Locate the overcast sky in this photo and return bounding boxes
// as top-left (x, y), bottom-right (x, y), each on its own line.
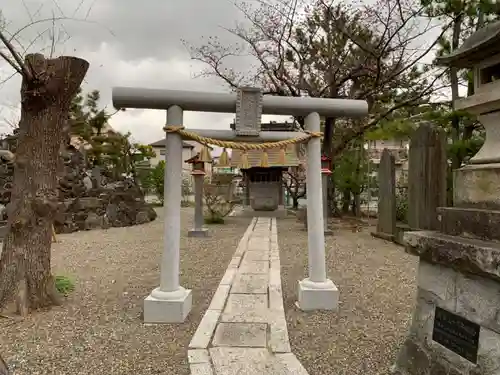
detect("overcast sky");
top-left (0, 0), bottom-right (290, 144)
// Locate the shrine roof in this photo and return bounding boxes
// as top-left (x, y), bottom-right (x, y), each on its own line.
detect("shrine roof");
top-left (230, 144), bottom-right (301, 168)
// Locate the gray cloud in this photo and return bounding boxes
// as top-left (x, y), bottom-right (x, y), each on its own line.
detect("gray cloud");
top-left (0, 0), bottom-right (289, 142)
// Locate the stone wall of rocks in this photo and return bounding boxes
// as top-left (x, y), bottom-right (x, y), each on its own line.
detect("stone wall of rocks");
top-left (54, 180), bottom-right (157, 233)
top-left (0, 136), bottom-right (157, 234)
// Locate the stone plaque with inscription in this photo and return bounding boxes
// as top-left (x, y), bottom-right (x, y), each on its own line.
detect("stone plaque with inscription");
top-left (432, 306), bottom-right (480, 363)
top-left (235, 87), bottom-right (262, 136)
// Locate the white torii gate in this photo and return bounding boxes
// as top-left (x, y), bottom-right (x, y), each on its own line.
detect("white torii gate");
top-left (112, 86), bottom-right (368, 323)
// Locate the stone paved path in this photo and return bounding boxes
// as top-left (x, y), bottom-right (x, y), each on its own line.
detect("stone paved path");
top-left (188, 217), bottom-right (309, 375)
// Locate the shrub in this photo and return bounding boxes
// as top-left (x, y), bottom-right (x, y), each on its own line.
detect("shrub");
top-left (203, 182), bottom-right (235, 224)
top-left (142, 161), bottom-right (165, 204)
top-left (204, 215), bottom-right (225, 224)
top-left (55, 275), bottom-right (75, 296)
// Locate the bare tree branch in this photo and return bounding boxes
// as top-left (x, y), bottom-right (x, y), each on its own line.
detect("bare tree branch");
top-left (0, 31), bottom-right (32, 79)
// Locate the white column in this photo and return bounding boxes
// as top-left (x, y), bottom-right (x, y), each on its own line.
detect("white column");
top-left (305, 112), bottom-right (327, 282)
top-left (297, 112), bottom-right (339, 311)
top-left (188, 171), bottom-right (209, 237)
top-left (143, 105), bottom-right (192, 323)
top-left (160, 106), bottom-right (183, 291)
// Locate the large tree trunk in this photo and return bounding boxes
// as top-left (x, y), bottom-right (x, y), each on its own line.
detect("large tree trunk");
top-left (352, 193), bottom-right (361, 217)
top-left (0, 54), bottom-right (89, 314)
top-left (341, 189), bottom-right (350, 214)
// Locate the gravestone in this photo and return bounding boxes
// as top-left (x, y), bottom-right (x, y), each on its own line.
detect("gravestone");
top-left (372, 149), bottom-right (396, 241)
top-left (392, 20), bottom-right (500, 375)
top-left (407, 123), bottom-right (447, 230)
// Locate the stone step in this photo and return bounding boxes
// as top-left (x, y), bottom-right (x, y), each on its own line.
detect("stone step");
top-left (438, 206), bottom-right (500, 242)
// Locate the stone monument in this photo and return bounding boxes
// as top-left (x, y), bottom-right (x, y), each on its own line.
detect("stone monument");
top-left (393, 21), bottom-right (500, 375)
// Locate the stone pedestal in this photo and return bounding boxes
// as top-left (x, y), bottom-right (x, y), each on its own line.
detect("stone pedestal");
top-left (144, 287), bottom-right (192, 323)
top-left (394, 226), bottom-right (500, 375)
top-left (393, 166), bottom-right (500, 374)
top-left (393, 167), bottom-right (500, 374)
top-left (297, 278), bottom-right (339, 311)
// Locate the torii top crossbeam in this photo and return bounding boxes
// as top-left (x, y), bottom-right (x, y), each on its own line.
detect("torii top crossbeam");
top-left (112, 87), bottom-right (368, 118)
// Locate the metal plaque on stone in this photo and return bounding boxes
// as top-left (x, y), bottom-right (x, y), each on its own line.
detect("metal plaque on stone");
top-left (235, 87), bottom-right (262, 136)
top-left (432, 306), bottom-right (480, 363)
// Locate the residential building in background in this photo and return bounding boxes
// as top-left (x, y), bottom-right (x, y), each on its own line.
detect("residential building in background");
top-left (148, 138), bottom-right (195, 176)
top-left (367, 139), bottom-right (409, 183)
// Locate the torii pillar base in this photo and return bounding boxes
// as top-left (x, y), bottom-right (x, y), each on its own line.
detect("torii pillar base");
top-left (144, 287), bottom-right (192, 324)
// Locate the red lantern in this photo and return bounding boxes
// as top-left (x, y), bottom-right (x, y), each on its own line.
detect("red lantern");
top-left (321, 155), bottom-right (332, 175)
top-left (185, 154), bottom-right (205, 172)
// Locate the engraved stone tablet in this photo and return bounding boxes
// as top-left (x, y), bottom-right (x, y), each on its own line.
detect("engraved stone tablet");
top-left (235, 87), bottom-right (262, 136)
top-left (432, 306), bottom-right (480, 363)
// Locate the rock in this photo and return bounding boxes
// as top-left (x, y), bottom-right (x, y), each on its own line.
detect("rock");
top-left (83, 176), bottom-right (93, 190)
top-left (136, 210), bottom-right (151, 224)
top-left (106, 203), bottom-right (119, 222)
top-left (85, 212), bottom-right (102, 230)
top-left (0, 136), bottom-right (157, 234)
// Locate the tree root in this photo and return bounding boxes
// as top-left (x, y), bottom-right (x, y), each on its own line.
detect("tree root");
top-left (13, 276), bottom-right (62, 315)
top-left (15, 279), bottom-right (28, 317)
top-left (0, 353), bottom-right (10, 375)
top-left (46, 275), bottom-right (63, 306)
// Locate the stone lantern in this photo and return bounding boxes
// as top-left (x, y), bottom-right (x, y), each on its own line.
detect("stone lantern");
top-left (186, 154), bottom-right (209, 237)
top-left (436, 21), bottom-right (500, 206)
top-left (392, 21), bottom-right (500, 375)
top-left (321, 155), bottom-right (333, 235)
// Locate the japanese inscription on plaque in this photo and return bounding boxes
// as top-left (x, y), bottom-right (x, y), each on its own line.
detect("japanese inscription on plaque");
top-left (235, 87), bottom-right (262, 136)
top-left (432, 306), bottom-right (480, 363)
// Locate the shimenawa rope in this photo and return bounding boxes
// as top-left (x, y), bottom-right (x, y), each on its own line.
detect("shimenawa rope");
top-left (163, 125), bottom-right (322, 150)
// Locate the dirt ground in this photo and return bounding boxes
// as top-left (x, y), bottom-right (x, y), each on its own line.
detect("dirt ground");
top-left (0, 210), bottom-right (417, 375)
top-left (278, 216), bottom-right (417, 375)
top-left (0, 208), bottom-right (251, 375)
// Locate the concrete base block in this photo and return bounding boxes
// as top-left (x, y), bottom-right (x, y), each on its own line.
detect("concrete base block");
top-left (188, 228), bottom-right (209, 238)
top-left (296, 278), bottom-right (339, 311)
top-left (144, 287), bottom-right (192, 323)
top-left (239, 207), bottom-right (287, 218)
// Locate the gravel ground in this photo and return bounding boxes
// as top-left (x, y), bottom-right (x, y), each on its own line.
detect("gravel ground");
top-left (0, 208), bottom-right (251, 375)
top-left (278, 217), bottom-right (417, 375)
